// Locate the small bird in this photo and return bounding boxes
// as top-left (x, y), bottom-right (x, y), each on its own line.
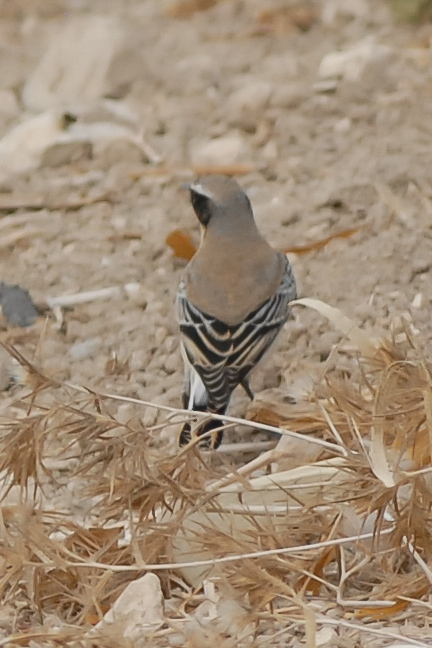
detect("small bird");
top-left (176, 175), bottom-right (297, 448)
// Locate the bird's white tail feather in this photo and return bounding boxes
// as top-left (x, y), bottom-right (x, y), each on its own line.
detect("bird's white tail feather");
top-left (188, 365), bottom-right (208, 409)
top-left (181, 343), bottom-right (208, 410)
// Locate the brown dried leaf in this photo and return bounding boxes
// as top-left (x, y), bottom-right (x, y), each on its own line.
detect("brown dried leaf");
top-left (257, 5), bottom-right (319, 34)
top-left (166, 0), bottom-right (221, 18)
top-left (166, 229), bottom-right (197, 261)
top-left (192, 164), bottom-right (254, 176)
top-left (166, 225), bottom-right (362, 264)
top-left (283, 226), bottom-right (363, 255)
top-left (127, 163), bottom-right (254, 180)
top-left (355, 580), bottom-right (430, 620)
top-left (297, 548), bottom-right (336, 596)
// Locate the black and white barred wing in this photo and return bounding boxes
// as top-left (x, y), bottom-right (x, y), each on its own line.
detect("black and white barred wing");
top-left (229, 259), bottom-right (296, 370)
top-left (177, 257), bottom-right (296, 410)
top-left (177, 288), bottom-right (230, 411)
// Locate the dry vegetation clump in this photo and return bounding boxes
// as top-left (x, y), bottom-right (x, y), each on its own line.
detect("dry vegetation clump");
top-left (0, 303), bottom-right (432, 646)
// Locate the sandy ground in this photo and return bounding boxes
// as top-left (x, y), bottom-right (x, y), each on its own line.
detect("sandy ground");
top-left (0, 0), bottom-right (432, 643)
top-left (1, 0), bottom-right (431, 434)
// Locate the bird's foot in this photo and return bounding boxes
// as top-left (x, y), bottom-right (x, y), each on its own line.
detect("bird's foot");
top-left (178, 418), bottom-right (224, 449)
top-left (241, 379), bottom-right (255, 401)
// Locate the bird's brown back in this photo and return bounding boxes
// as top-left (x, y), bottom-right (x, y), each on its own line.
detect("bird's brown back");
top-left (185, 233), bottom-right (285, 326)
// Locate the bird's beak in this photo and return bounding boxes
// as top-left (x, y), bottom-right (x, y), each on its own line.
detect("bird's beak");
top-left (180, 182), bottom-right (192, 191)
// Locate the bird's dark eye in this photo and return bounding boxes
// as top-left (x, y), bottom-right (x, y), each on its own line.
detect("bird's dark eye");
top-left (190, 190), bottom-right (212, 227)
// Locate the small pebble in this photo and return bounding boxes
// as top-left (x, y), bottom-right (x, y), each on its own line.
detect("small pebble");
top-left (411, 293), bottom-right (423, 309)
top-left (163, 353), bottom-right (179, 374)
top-left (96, 139), bottom-right (144, 167)
top-left (40, 140), bottom-right (93, 168)
top-left (190, 132), bottom-right (248, 166)
top-left (165, 335), bottom-right (177, 353)
top-left (116, 404), bottom-right (137, 425)
top-left (318, 39), bottom-right (392, 83)
top-left (334, 117), bottom-right (351, 133)
top-left (270, 83), bottom-right (305, 108)
top-left (154, 326), bottom-right (168, 345)
top-left (226, 81), bottom-right (273, 129)
top-left (0, 347), bottom-right (11, 391)
top-left (130, 349), bottom-right (149, 372)
top-left (68, 338), bottom-right (100, 361)
top-left (314, 331), bottom-right (341, 359)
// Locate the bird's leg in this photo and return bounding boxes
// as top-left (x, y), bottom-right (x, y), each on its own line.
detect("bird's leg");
top-left (178, 422), bottom-right (192, 446)
top-left (241, 379), bottom-right (255, 401)
top-left (199, 411), bottom-right (225, 449)
top-left (179, 395), bottom-right (212, 448)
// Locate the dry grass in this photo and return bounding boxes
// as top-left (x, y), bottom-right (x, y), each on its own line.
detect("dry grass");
top-left (0, 303), bottom-right (432, 646)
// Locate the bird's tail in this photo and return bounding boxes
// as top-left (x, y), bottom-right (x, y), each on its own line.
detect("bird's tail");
top-left (179, 364), bottom-right (226, 449)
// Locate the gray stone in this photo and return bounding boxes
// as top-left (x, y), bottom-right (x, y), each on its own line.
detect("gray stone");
top-left (40, 140), bottom-right (93, 167)
top-left (318, 38), bottom-right (393, 83)
top-left (68, 338), bottom-right (101, 361)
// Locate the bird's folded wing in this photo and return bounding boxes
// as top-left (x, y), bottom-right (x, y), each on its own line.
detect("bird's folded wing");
top-left (177, 257), bottom-right (296, 378)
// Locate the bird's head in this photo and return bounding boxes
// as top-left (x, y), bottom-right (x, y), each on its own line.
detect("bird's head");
top-left (185, 175), bottom-right (254, 230)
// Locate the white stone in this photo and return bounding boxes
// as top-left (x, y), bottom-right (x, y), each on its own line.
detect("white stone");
top-left (190, 132), bottom-right (248, 166)
top-left (0, 110), bottom-right (144, 178)
top-left (411, 292), bottom-right (423, 309)
top-left (95, 573), bottom-right (164, 640)
top-left (334, 117), bottom-right (351, 133)
top-left (262, 140), bottom-right (278, 160)
top-left (226, 81), bottom-right (273, 129)
top-left (163, 353), bottom-right (179, 374)
top-left (23, 15), bottom-right (122, 112)
top-left (315, 626), bottom-right (338, 646)
top-left (318, 38), bottom-right (393, 82)
top-left (165, 336), bottom-right (177, 353)
top-left (0, 110), bottom-right (64, 176)
top-left (130, 349), bottom-right (149, 372)
top-left (154, 326), bottom-right (168, 345)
